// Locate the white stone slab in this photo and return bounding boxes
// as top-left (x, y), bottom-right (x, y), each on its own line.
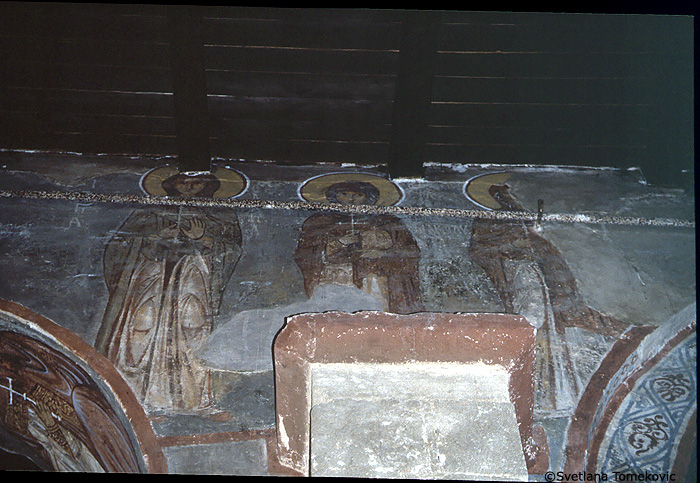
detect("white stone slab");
top-left (309, 362), bottom-right (528, 480)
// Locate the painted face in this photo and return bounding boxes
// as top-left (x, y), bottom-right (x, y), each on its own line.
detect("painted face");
top-left (172, 176), bottom-right (207, 197)
top-left (334, 190), bottom-right (368, 205)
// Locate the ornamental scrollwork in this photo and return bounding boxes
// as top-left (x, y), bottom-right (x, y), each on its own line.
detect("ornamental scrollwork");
top-left (623, 414), bottom-right (670, 456)
top-left (652, 373), bottom-right (692, 402)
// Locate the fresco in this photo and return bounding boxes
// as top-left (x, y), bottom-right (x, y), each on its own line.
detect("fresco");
top-left (94, 165), bottom-right (246, 413)
top-left (294, 173), bottom-right (424, 314)
top-left (0, 157), bottom-right (694, 476)
top-left (0, 330), bottom-right (144, 472)
top-left (598, 332), bottom-right (696, 477)
top-left (465, 172), bottom-right (630, 410)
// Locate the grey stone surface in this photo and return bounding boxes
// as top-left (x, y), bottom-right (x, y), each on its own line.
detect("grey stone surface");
top-left (544, 223), bottom-right (695, 326)
top-left (199, 284), bottom-right (383, 372)
top-left (531, 415), bottom-right (571, 473)
top-left (311, 362), bottom-right (513, 403)
top-left (0, 196), bottom-right (116, 339)
top-left (311, 399), bottom-right (527, 480)
top-left (216, 208), bottom-right (310, 316)
top-left (148, 371), bottom-right (276, 437)
top-left (309, 363), bottom-right (527, 480)
top-left (162, 439), bottom-right (268, 475)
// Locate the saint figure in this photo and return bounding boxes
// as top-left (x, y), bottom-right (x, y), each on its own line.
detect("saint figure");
top-left (467, 174), bottom-right (628, 410)
top-left (294, 177), bottom-right (424, 314)
top-left (94, 168), bottom-right (244, 412)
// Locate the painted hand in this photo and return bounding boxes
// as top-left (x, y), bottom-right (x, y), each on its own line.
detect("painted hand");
top-left (183, 218), bottom-right (206, 240)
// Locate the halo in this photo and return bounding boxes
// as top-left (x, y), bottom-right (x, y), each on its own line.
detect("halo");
top-left (463, 171), bottom-right (512, 210)
top-left (209, 164), bottom-right (249, 199)
top-left (140, 164), bottom-right (248, 199)
top-left (298, 172), bottom-right (404, 206)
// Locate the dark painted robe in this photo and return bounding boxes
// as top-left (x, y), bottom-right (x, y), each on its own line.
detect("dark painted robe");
top-left (294, 212), bottom-right (424, 314)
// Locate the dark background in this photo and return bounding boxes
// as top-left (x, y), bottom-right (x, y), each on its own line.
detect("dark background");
top-left (0, 4), bottom-right (694, 188)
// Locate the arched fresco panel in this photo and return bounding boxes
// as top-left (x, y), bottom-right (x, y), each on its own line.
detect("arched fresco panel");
top-left (597, 332), bottom-right (696, 478)
top-left (0, 300), bottom-right (166, 472)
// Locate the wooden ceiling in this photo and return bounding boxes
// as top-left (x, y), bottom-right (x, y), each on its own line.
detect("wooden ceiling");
top-left (0, 4), bottom-right (693, 186)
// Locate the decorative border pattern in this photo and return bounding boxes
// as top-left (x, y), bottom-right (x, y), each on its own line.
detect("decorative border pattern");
top-left (598, 332), bottom-right (696, 476)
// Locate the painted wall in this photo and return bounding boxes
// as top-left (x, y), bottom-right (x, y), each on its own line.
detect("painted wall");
top-left (0, 153), bottom-right (695, 475)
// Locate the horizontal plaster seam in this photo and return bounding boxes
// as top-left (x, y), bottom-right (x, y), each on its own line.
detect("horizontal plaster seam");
top-left (0, 189), bottom-right (694, 228)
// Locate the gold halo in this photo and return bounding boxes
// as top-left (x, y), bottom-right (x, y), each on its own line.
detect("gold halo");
top-left (140, 164), bottom-right (247, 199)
top-left (298, 172), bottom-right (404, 206)
top-left (209, 164), bottom-right (248, 199)
top-left (464, 172), bottom-right (512, 210)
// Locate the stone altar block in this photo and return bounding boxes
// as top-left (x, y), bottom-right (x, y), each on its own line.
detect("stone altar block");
top-left (272, 311), bottom-right (548, 478)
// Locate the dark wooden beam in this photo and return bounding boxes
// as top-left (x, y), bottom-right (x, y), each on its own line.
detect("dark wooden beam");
top-left (388, 10), bottom-right (441, 178)
top-left (166, 6), bottom-right (211, 172)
